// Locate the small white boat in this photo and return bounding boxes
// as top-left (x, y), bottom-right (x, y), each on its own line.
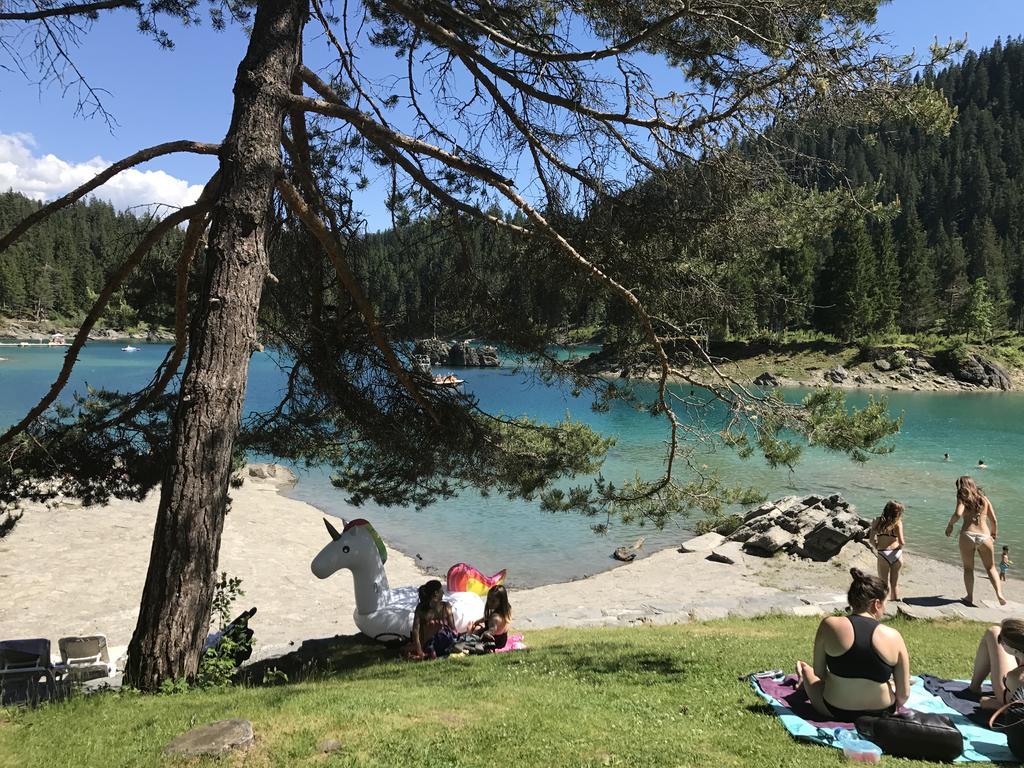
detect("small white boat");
top-left (122, 345), bottom-right (140, 352)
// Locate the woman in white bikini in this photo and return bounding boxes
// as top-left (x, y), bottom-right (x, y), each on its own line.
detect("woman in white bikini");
top-left (945, 476), bottom-right (1006, 606)
top-left (869, 501), bottom-right (905, 601)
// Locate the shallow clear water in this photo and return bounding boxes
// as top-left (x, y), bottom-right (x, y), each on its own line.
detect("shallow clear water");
top-left (2, 342), bottom-right (1023, 586)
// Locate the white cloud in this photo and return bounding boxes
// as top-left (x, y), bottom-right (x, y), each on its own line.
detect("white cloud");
top-left (0, 132), bottom-right (204, 211)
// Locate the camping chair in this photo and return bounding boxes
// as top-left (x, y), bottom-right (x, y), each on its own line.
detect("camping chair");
top-left (0, 638), bottom-right (60, 706)
top-left (58, 635), bottom-right (112, 684)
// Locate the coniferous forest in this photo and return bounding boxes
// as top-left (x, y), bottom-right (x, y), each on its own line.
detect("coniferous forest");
top-left (4, 38), bottom-right (1024, 342)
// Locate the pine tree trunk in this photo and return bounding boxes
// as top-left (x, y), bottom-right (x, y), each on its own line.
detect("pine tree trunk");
top-left (125, 0), bottom-right (307, 690)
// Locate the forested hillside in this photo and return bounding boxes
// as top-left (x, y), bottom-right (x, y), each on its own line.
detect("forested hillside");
top-left (790, 36), bottom-right (1024, 339)
top-left (5, 39), bottom-right (1024, 342)
top-left (324, 37), bottom-right (1024, 342)
top-left (0, 192), bottom-right (184, 326)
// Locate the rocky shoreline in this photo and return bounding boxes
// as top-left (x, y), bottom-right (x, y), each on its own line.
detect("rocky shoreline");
top-left (0, 318), bottom-right (175, 343)
top-left (580, 342), bottom-right (1023, 394)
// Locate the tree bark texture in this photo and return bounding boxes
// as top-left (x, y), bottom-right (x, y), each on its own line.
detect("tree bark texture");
top-left (125, 0), bottom-right (307, 690)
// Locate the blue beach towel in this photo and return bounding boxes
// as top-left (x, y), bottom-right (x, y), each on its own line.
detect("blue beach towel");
top-left (748, 671), bottom-right (1016, 763)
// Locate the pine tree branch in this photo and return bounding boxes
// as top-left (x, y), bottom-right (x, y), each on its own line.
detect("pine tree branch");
top-left (297, 63), bottom-right (681, 491)
top-left (275, 177), bottom-right (441, 425)
top-left (0, 0), bottom-right (136, 22)
top-left (431, 1), bottom-right (687, 64)
top-left (103, 208), bottom-right (213, 426)
top-left (0, 180), bottom-right (217, 449)
top-left (0, 140), bottom-right (220, 254)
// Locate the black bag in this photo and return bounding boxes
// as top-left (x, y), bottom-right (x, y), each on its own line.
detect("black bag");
top-left (989, 701), bottom-right (1024, 760)
top-left (856, 709), bottom-right (963, 762)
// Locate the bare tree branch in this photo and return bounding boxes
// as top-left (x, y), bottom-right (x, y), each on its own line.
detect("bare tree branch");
top-left (0, 0), bottom-right (136, 23)
top-left (0, 140), bottom-right (220, 254)
top-left (0, 174), bottom-right (220, 449)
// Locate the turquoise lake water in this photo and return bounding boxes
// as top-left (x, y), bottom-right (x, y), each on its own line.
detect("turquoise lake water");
top-left (2, 342), bottom-right (1023, 586)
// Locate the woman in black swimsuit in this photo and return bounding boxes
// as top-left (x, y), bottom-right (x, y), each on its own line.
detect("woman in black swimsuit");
top-left (796, 568), bottom-right (911, 722)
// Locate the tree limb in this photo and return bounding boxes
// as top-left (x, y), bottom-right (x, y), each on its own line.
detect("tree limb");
top-left (0, 176), bottom-right (218, 449)
top-left (275, 176), bottom-right (441, 425)
top-left (0, 0), bottom-right (136, 22)
top-left (0, 140), bottom-right (220, 254)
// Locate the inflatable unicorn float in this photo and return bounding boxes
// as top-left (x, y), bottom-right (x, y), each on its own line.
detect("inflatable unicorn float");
top-left (311, 517), bottom-right (507, 641)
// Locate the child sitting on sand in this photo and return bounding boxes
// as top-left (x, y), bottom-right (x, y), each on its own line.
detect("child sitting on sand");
top-left (471, 584), bottom-right (512, 650)
top-left (1001, 546), bottom-right (1013, 583)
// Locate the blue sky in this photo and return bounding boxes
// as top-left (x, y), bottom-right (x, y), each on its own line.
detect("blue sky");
top-left (1, 0), bottom-right (1023, 230)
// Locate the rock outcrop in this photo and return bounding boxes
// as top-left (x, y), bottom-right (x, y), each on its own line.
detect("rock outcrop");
top-left (412, 339), bottom-right (501, 367)
top-left (753, 372), bottom-right (781, 387)
top-left (449, 341), bottom-right (500, 367)
top-left (413, 338), bottom-right (450, 365)
top-left (947, 351), bottom-right (1013, 391)
top-left (824, 366), bottom-right (848, 384)
top-left (727, 493), bottom-right (868, 562)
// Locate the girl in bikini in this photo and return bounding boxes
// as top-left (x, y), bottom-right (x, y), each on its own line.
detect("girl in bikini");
top-left (969, 618), bottom-right (1024, 709)
top-left (945, 476), bottom-right (1007, 606)
top-left (405, 580), bottom-right (457, 660)
top-left (869, 501), bottom-right (906, 601)
top-left (470, 585), bottom-right (512, 650)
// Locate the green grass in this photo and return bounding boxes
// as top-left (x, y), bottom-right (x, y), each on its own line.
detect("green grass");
top-left (0, 617), bottom-right (996, 768)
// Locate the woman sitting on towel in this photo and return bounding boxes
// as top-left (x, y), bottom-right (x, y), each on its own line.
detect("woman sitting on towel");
top-left (969, 619), bottom-right (1024, 709)
top-left (796, 568), bottom-right (911, 722)
top-left (869, 501), bottom-right (906, 601)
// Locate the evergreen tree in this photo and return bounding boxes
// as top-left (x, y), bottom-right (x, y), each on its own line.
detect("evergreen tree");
top-left (898, 210), bottom-right (939, 333)
top-left (873, 220), bottom-right (901, 334)
top-left (959, 277), bottom-right (996, 342)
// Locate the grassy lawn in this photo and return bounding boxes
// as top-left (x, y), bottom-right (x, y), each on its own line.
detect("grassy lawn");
top-left (0, 617), bottom-right (996, 768)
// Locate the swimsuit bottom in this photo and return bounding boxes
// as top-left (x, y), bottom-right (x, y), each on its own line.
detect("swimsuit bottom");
top-left (877, 548), bottom-right (903, 565)
top-left (823, 698), bottom-right (897, 723)
top-left (964, 532), bottom-right (992, 546)
top-left (1000, 564), bottom-right (1010, 573)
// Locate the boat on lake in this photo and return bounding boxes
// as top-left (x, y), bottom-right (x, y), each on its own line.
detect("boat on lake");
top-left (433, 374), bottom-right (464, 387)
top-left (121, 345), bottom-right (140, 352)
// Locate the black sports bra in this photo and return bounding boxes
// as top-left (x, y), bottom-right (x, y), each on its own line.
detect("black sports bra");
top-left (825, 615), bottom-right (895, 684)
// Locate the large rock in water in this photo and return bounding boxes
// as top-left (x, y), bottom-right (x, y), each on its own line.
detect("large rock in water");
top-left (413, 338), bottom-right (450, 365)
top-left (725, 493), bottom-right (868, 562)
top-left (449, 341), bottom-right (500, 367)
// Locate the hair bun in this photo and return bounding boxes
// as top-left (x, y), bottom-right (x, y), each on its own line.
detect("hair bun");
top-left (850, 567), bottom-right (867, 581)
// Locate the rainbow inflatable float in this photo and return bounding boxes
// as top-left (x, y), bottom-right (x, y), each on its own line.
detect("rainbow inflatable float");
top-left (311, 517), bottom-right (506, 642)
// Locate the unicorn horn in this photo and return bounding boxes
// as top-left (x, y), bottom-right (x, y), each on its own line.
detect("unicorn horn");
top-left (324, 517), bottom-right (342, 541)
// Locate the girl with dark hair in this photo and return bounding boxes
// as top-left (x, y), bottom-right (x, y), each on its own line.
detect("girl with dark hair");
top-left (471, 584), bottom-right (513, 650)
top-left (405, 580), bottom-right (457, 660)
top-left (796, 568), bottom-right (911, 722)
top-left (869, 501), bottom-right (906, 601)
top-left (969, 619), bottom-right (1024, 709)
top-left (945, 476), bottom-right (1006, 606)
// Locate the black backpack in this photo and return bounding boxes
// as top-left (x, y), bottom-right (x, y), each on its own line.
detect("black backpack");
top-left (856, 709), bottom-right (964, 762)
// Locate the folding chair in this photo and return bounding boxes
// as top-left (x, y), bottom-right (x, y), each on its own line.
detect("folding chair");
top-left (0, 638), bottom-right (60, 706)
top-left (58, 635), bottom-right (112, 684)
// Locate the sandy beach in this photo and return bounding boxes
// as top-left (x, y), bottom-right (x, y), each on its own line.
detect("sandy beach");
top-left (2, 467), bottom-right (1021, 667)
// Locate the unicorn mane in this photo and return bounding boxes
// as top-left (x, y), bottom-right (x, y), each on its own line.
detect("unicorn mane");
top-left (344, 518), bottom-right (387, 564)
